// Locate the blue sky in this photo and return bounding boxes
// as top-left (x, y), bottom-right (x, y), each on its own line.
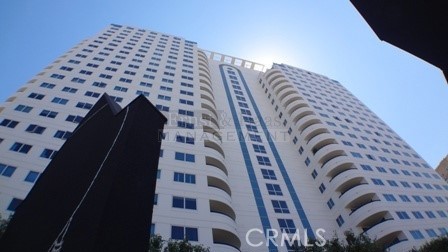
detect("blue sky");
top-left (1, 0), bottom-right (447, 167)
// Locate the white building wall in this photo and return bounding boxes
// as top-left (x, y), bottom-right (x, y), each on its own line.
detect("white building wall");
top-left (1, 24), bottom-right (447, 251)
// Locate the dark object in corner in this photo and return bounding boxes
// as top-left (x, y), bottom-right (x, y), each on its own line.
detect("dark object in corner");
top-left (0, 93), bottom-right (167, 252)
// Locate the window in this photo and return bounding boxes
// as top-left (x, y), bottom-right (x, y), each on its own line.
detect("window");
top-left (114, 86), bottom-right (128, 92)
top-left (336, 215), bottom-right (345, 227)
top-left (15, 104), bottom-right (33, 113)
top-left (62, 87), bottom-right (78, 93)
top-left (311, 169), bottom-right (318, 179)
top-left (272, 200), bottom-right (290, 213)
top-left (92, 82), bottom-right (107, 88)
top-left (50, 73), bottom-right (65, 79)
top-left (278, 219), bottom-right (296, 234)
top-left (7, 198), bottom-right (23, 211)
top-left (351, 152), bottom-right (362, 158)
top-left (249, 134), bottom-right (262, 142)
top-left (371, 178), bottom-right (384, 186)
top-left (10, 142), bottom-right (32, 154)
top-left (172, 196), bottom-right (197, 210)
top-left (396, 211), bottom-right (410, 219)
top-left (266, 183), bottom-right (283, 195)
top-left (0, 119), bottom-right (19, 128)
top-left (383, 194), bottom-right (397, 202)
top-left (387, 180), bottom-right (398, 187)
top-left (51, 97), bottom-right (69, 105)
top-left (178, 109), bottom-right (194, 117)
top-left (171, 226), bottom-right (198, 241)
top-left (253, 144), bottom-right (266, 154)
top-left (25, 124), bottom-right (46, 134)
top-left (54, 130), bottom-right (72, 140)
top-left (319, 183), bottom-right (326, 193)
top-left (410, 230), bottom-right (424, 240)
top-left (24, 171), bottom-right (40, 183)
top-left (437, 210), bottom-right (447, 218)
top-left (426, 229), bottom-right (438, 238)
top-left (0, 163), bottom-right (17, 177)
top-left (28, 92), bottom-right (45, 100)
top-left (361, 164), bottom-right (373, 171)
top-left (40, 110), bottom-right (58, 118)
top-left (76, 102), bottom-right (93, 110)
top-left (179, 99), bottom-right (193, 105)
top-left (173, 172), bottom-right (196, 184)
top-left (327, 198), bottom-right (334, 209)
top-left (175, 152), bottom-right (195, 163)
top-left (176, 135), bottom-right (195, 145)
top-left (177, 121), bottom-right (194, 129)
top-left (399, 195), bottom-right (411, 202)
top-left (158, 95), bottom-right (171, 101)
top-left (156, 105), bottom-right (169, 112)
top-left (66, 115), bottom-right (84, 123)
top-left (412, 211), bottom-right (424, 219)
top-left (261, 169), bottom-right (276, 180)
top-left (40, 148), bottom-right (58, 159)
top-left (425, 211), bottom-right (436, 218)
top-left (246, 125), bottom-right (258, 132)
top-left (40, 82), bottom-right (56, 89)
top-left (257, 156), bottom-right (271, 166)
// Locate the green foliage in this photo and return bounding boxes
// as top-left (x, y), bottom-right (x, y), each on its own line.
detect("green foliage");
top-left (323, 230), bottom-right (383, 252)
top-left (148, 235), bottom-right (209, 252)
top-left (417, 235), bottom-right (448, 252)
top-left (0, 214), bottom-right (11, 239)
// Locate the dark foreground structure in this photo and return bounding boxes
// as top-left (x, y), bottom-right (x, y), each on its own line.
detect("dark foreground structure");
top-left (350, 0), bottom-right (448, 82)
top-left (0, 94), bottom-right (167, 252)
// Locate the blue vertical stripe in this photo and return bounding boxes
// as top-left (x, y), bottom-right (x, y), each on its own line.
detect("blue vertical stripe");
top-left (219, 65), bottom-right (277, 252)
top-left (229, 65), bottom-right (316, 239)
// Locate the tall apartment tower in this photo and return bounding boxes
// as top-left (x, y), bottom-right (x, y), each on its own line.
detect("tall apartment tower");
top-left (1, 24), bottom-right (447, 251)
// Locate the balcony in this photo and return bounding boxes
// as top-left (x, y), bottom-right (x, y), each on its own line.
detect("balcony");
top-left (284, 97), bottom-right (307, 116)
top-left (347, 193), bottom-right (379, 216)
top-left (290, 106), bottom-right (314, 125)
top-left (296, 114), bottom-right (321, 132)
top-left (204, 139), bottom-right (225, 158)
top-left (358, 210), bottom-right (393, 234)
top-left (208, 176), bottom-right (232, 197)
top-left (337, 177), bottom-right (368, 198)
top-left (210, 199), bottom-right (236, 221)
top-left (302, 124), bottom-right (329, 143)
top-left (206, 156), bottom-right (228, 176)
top-left (212, 228), bottom-right (241, 251)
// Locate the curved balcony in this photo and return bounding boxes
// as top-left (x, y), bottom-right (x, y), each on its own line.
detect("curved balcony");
top-left (346, 193), bottom-right (377, 213)
top-left (329, 166), bottom-right (357, 183)
top-left (271, 78), bottom-right (290, 91)
top-left (284, 98), bottom-right (308, 116)
top-left (199, 72), bottom-right (213, 86)
top-left (266, 72), bottom-right (285, 86)
top-left (265, 69), bottom-right (283, 82)
top-left (198, 50), bottom-right (209, 60)
top-left (201, 102), bottom-right (219, 120)
top-left (201, 93), bottom-right (217, 110)
top-left (208, 176), bottom-right (232, 197)
top-left (206, 156), bottom-right (228, 176)
top-left (199, 62), bottom-right (210, 73)
top-left (199, 67), bottom-right (212, 81)
top-left (202, 113), bottom-right (220, 130)
top-left (212, 228), bottom-right (241, 251)
top-left (349, 199), bottom-right (385, 225)
top-left (200, 85), bottom-right (215, 100)
top-left (296, 114), bottom-right (321, 132)
top-left (321, 154), bottom-right (350, 171)
top-left (279, 90), bottom-right (297, 103)
top-left (339, 183), bottom-right (371, 207)
top-left (315, 146), bottom-right (345, 166)
top-left (310, 138), bottom-right (337, 155)
top-left (308, 132), bottom-right (336, 150)
top-left (381, 231), bottom-right (408, 251)
top-left (205, 139), bottom-right (225, 158)
top-left (282, 92), bottom-right (305, 109)
top-left (198, 57), bottom-right (209, 67)
top-left (337, 177), bottom-right (368, 198)
top-left (273, 81), bottom-right (295, 97)
top-left (290, 107), bottom-right (315, 125)
top-left (203, 125), bottom-right (222, 142)
top-left (301, 124), bottom-right (329, 143)
top-left (204, 143), bottom-right (225, 163)
top-left (200, 78), bottom-right (213, 90)
top-left (358, 211), bottom-right (393, 235)
top-left (210, 199), bottom-right (236, 221)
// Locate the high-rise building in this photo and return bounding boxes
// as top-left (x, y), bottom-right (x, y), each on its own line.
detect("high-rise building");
top-left (436, 155), bottom-right (448, 182)
top-left (1, 24), bottom-right (447, 251)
